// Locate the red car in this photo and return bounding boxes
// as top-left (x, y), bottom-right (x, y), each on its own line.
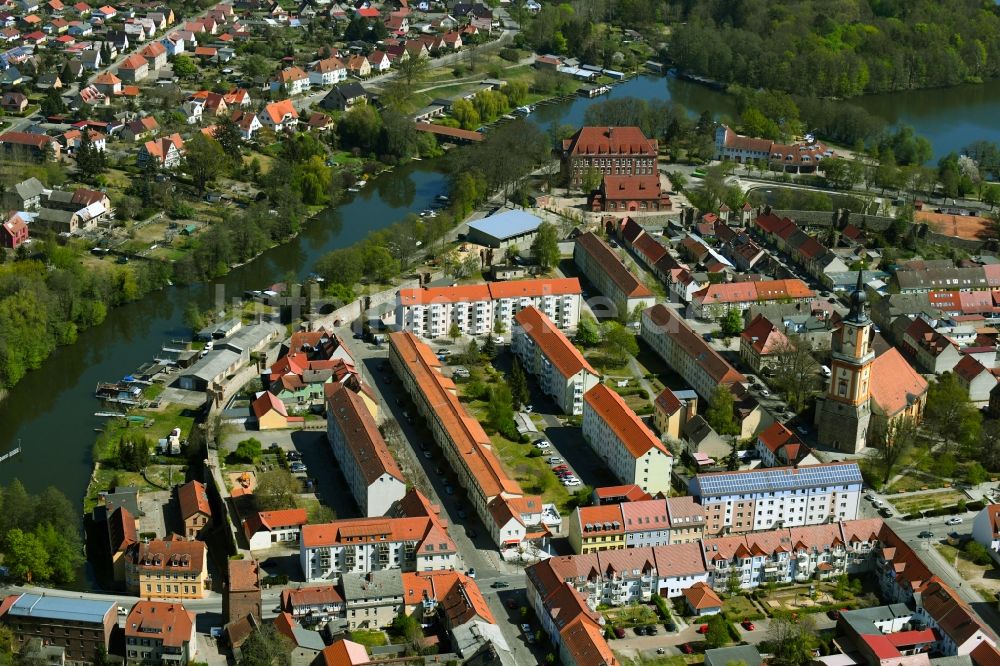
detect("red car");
top-left (681, 643), bottom-right (694, 654)
top-left (553, 465), bottom-right (568, 472)
top-left (697, 624), bottom-right (709, 634)
top-left (742, 620), bottom-right (755, 631)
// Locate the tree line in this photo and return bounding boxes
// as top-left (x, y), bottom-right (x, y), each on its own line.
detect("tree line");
top-left (665, 0), bottom-right (1000, 98)
top-left (0, 480), bottom-right (82, 585)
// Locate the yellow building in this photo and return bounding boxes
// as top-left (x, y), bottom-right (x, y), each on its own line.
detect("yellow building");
top-left (126, 536), bottom-right (208, 599)
top-left (652, 388), bottom-right (697, 440)
top-left (252, 392), bottom-right (288, 430)
top-left (568, 504), bottom-right (626, 554)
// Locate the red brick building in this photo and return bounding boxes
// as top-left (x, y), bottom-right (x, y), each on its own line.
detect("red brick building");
top-left (589, 174), bottom-right (671, 213)
top-left (561, 126), bottom-right (658, 189)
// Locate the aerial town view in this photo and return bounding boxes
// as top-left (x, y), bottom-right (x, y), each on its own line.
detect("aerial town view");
top-left (7, 1), bottom-right (1000, 666)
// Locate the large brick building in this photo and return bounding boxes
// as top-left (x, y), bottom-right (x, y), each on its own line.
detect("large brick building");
top-left (561, 126), bottom-right (658, 188)
top-left (3, 594), bottom-right (117, 665)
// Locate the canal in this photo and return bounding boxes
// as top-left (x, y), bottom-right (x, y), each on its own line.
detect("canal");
top-left (3, 72), bottom-right (1000, 508)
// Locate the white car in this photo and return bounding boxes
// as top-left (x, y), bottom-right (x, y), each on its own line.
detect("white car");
top-left (493, 336), bottom-right (504, 344)
top-left (534, 440), bottom-right (550, 449)
top-left (945, 517), bottom-right (964, 526)
top-left (760, 388), bottom-right (770, 397)
top-left (564, 479), bottom-right (581, 487)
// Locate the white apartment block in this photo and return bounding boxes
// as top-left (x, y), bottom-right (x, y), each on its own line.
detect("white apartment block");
top-left (326, 382), bottom-right (406, 517)
top-left (299, 517), bottom-right (457, 582)
top-left (395, 278), bottom-right (582, 339)
top-left (688, 462), bottom-right (863, 536)
top-left (582, 385), bottom-right (673, 495)
top-left (512, 306), bottom-right (599, 415)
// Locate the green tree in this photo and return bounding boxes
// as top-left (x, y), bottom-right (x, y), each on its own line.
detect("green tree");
top-left (770, 335), bottom-right (820, 412)
top-left (184, 303), bottom-right (204, 332)
top-left (704, 614), bottom-right (731, 649)
top-left (486, 384), bottom-right (516, 434)
top-left (215, 115), bottom-right (244, 161)
top-left (183, 134), bottom-right (227, 192)
top-left (172, 54), bottom-right (198, 79)
top-left (39, 88), bottom-right (65, 116)
top-left (575, 313), bottom-right (601, 346)
top-left (448, 323), bottom-right (461, 341)
top-left (510, 357), bottom-right (530, 408)
top-left (866, 417), bottom-right (917, 487)
top-left (925, 372), bottom-right (982, 452)
top-left (767, 612), bottom-right (818, 666)
top-left (238, 624), bottom-right (292, 666)
top-left (116, 433), bottom-right (151, 472)
top-left (967, 461), bottom-right (989, 486)
top-left (705, 386), bottom-right (739, 436)
top-left (241, 54), bottom-right (273, 79)
top-left (531, 222), bottom-right (560, 270)
top-left (231, 438), bottom-right (262, 464)
top-left (34, 522), bottom-right (82, 583)
top-left (4, 529), bottom-right (50, 583)
top-left (450, 98), bottom-right (480, 131)
top-left (481, 335), bottom-right (497, 359)
top-left (580, 166), bottom-right (602, 193)
top-left (75, 129), bottom-right (106, 181)
top-left (252, 470), bottom-right (298, 512)
top-left (719, 309), bottom-right (743, 337)
top-left (601, 322), bottom-right (638, 366)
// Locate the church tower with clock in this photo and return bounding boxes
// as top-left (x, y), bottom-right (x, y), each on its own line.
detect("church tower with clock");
top-left (815, 272), bottom-right (874, 453)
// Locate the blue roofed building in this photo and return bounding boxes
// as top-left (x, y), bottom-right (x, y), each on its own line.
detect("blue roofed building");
top-left (689, 461), bottom-right (862, 536)
top-left (2, 593), bottom-right (118, 664)
top-left (465, 209), bottom-right (543, 249)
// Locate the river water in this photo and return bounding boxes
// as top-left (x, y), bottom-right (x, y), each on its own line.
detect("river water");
top-left (2, 73), bottom-right (998, 505)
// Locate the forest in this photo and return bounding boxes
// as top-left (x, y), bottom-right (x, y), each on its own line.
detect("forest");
top-left (665, 0), bottom-right (1000, 97)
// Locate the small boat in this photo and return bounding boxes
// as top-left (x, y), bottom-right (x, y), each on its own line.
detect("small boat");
top-left (348, 187), bottom-right (360, 192)
top-left (355, 179), bottom-right (367, 187)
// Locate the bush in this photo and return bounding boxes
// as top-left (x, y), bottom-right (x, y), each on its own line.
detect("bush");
top-left (965, 541), bottom-right (993, 566)
top-left (652, 594), bottom-right (670, 620)
top-left (499, 47), bottom-right (521, 62)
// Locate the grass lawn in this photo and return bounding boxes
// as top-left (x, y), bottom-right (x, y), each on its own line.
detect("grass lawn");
top-left (94, 402), bottom-right (198, 462)
top-left (935, 543), bottom-right (994, 583)
top-left (490, 432), bottom-right (575, 512)
top-left (617, 656), bottom-right (703, 666)
top-left (348, 630), bottom-right (387, 649)
top-left (886, 473), bottom-right (950, 494)
top-left (722, 595), bottom-right (764, 622)
top-left (84, 469), bottom-right (151, 513)
top-left (891, 490), bottom-right (965, 515)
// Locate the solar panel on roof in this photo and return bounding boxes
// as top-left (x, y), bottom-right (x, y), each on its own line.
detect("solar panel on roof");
top-left (694, 464), bottom-right (862, 497)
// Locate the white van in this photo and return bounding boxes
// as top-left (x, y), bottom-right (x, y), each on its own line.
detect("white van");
top-left (821, 365), bottom-right (831, 378)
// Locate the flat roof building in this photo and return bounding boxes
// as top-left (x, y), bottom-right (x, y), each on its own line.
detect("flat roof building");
top-left (465, 210), bottom-right (543, 248)
top-left (4, 594), bottom-right (117, 665)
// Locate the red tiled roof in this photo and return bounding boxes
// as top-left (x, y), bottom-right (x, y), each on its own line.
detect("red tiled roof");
top-left (643, 304), bottom-right (746, 386)
top-left (683, 581), bottom-right (722, 610)
top-left (869, 348), bottom-right (927, 418)
top-left (514, 306), bottom-right (596, 379)
top-left (583, 385), bottom-right (669, 460)
top-left (177, 480), bottom-right (210, 520)
top-left (0, 131), bottom-right (53, 149)
top-left (325, 381), bottom-right (404, 484)
top-left (564, 126), bottom-right (657, 157)
top-left (575, 231), bottom-right (653, 299)
top-left (740, 313), bottom-right (789, 354)
top-left (125, 602), bottom-right (194, 648)
top-left (251, 391), bottom-right (287, 419)
top-left (228, 558), bottom-right (260, 591)
top-left (601, 175), bottom-right (664, 200)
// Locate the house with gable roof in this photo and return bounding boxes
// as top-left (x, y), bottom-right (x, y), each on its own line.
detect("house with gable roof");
top-left (260, 98), bottom-right (298, 132)
top-left (740, 313), bottom-right (789, 374)
top-left (177, 480), bottom-right (211, 539)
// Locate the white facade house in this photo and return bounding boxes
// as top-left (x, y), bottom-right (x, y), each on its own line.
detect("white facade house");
top-left (972, 504), bottom-right (1000, 564)
top-left (244, 509), bottom-right (308, 551)
top-left (309, 56), bottom-right (347, 86)
top-left (300, 516), bottom-right (457, 582)
top-left (326, 382), bottom-right (406, 517)
top-left (582, 384), bottom-right (673, 495)
top-left (512, 306), bottom-right (599, 415)
top-left (689, 462), bottom-right (863, 537)
top-left (395, 278), bottom-right (582, 340)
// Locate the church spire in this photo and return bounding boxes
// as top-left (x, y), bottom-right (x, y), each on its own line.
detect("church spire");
top-left (845, 270), bottom-right (869, 324)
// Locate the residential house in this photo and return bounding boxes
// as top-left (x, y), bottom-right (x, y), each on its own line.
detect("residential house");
top-left (389, 331), bottom-right (547, 550)
top-left (740, 313), bottom-right (789, 375)
top-left (177, 480), bottom-right (211, 539)
top-left (319, 81), bottom-right (367, 111)
top-left (139, 39), bottom-right (167, 70)
top-left (690, 279), bottom-right (815, 320)
top-left (122, 116), bottom-right (158, 142)
top-left (954, 354), bottom-right (997, 406)
top-left (273, 613), bottom-right (326, 665)
top-left (346, 54), bottom-right (371, 78)
top-left (901, 316), bottom-right (962, 375)
top-left (512, 306), bottom-right (600, 416)
top-left (325, 381), bottom-right (406, 517)
top-left (756, 422), bottom-right (819, 468)
top-left (280, 585), bottom-right (344, 620)
top-left (582, 384), bottom-right (673, 495)
top-left (260, 99), bottom-right (298, 132)
top-left (568, 497), bottom-right (706, 554)
top-left (640, 304), bottom-right (746, 403)
top-left (653, 388), bottom-right (697, 441)
top-left (573, 231), bottom-right (654, 319)
top-left (117, 53), bottom-right (148, 82)
top-left (243, 508), bottom-right (308, 551)
top-left (230, 110), bottom-right (261, 140)
top-left (1, 212), bottom-right (29, 249)
top-left (125, 536), bottom-right (208, 598)
top-left (138, 133), bottom-right (184, 168)
top-left (251, 391), bottom-right (288, 430)
top-left (395, 278), bottom-right (582, 340)
top-left (689, 462), bottom-right (863, 536)
top-left (367, 50), bottom-right (390, 73)
top-left (124, 601), bottom-right (197, 665)
top-left (3, 177), bottom-right (45, 210)
top-left (341, 570), bottom-right (404, 630)
top-left (973, 505), bottom-right (1000, 566)
top-left (299, 515), bottom-right (457, 581)
top-left (0, 131), bottom-right (59, 161)
top-left (92, 71), bottom-right (121, 95)
top-left (309, 56), bottom-right (346, 86)
top-left (0, 91), bottom-right (26, 113)
top-left (271, 65), bottom-right (309, 95)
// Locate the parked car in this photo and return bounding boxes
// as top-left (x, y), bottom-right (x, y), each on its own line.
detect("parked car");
top-left (742, 620), bottom-right (755, 631)
top-left (918, 530), bottom-right (935, 539)
top-left (467, 568), bottom-right (476, 578)
top-left (491, 581), bottom-right (509, 588)
top-left (646, 625), bottom-right (658, 635)
top-left (664, 622), bottom-right (676, 632)
top-left (445, 485), bottom-right (454, 495)
top-left (525, 404), bottom-right (534, 413)
top-left (614, 627), bottom-right (626, 639)
top-left (634, 626), bottom-right (646, 636)
top-left (697, 624), bottom-right (709, 634)
top-left (534, 440), bottom-right (550, 449)
top-left (548, 457), bottom-right (563, 464)
top-left (680, 643), bottom-right (694, 654)
top-left (946, 517), bottom-right (964, 525)
top-left (290, 462), bottom-right (306, 473)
